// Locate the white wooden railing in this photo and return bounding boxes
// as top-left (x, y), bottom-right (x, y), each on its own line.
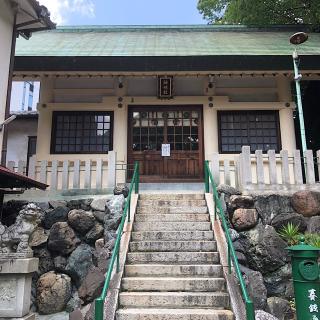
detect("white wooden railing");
top-left (211, 146), bottom-right (320, 190)
top-left (7, 151), bottom-right (116, 191)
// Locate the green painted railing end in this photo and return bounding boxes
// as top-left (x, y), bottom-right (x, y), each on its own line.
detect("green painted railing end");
top-left (95, 298), bottom-right (104, 320)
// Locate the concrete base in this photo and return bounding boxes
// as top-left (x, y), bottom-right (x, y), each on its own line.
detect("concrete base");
top-left (0, 259), bottom-right (38, 318)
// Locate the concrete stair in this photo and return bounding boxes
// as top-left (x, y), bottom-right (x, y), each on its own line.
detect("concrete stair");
top-left (116, 193), bottom-right (234, 320)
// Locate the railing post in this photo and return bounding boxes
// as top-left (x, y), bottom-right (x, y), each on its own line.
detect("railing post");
top-left (204, 160), bottom-right (209, 193)
top-left (246, 301), bottom-right (255, 320)
top-left (228, 243), bottom-right (232, 274)
top-left (116, 252), bottom-right (120, 273)
top-left (107, 151), bottom-right (116, 188)
top-left (95, 298), bottom-right (104, 320)
top-left (135, 161), bottom-right (139, 194)
top-left (127, 196), bottom-right (131, 222)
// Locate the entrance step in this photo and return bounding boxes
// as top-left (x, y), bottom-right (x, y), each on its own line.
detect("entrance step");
top-left (137, 206), bottom-right (208, 214)
top-left (135, 213), bottom-right (209, 222)
top-left (127, 252), bottom-right (220, 264)
top-left (124, 264), bottom-right (223, 277)
top-left (129, 240), bottom-right (217, 252)
top-left (133, 221), bottom-right (211, 231)
top-left (131, 231), bottom-right (215, 241)
top-left (119, 291), bottom-right (230, 309)
top-left (121, 277), bottom-right (226, 292)
top-left (139, 193), bottom-right (204, 200)
top-left (138, 199), bottom-right (207, 206)
top-left (116, 308), bottom-right (234, 320)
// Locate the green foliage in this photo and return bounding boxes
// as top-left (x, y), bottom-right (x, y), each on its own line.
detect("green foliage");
top-left (278, 222), bottom-right (300, 245)
top-left (197, 0), bottom-right (320, 25)
top-left (304, 232), bottom-right (320, 248)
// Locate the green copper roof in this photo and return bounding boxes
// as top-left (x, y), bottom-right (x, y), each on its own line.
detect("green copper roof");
top-left (15, 25), bottom-right (320, 57)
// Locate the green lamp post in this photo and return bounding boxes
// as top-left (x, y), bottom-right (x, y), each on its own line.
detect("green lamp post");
top-left (290, 32), bottom-right (308, 168)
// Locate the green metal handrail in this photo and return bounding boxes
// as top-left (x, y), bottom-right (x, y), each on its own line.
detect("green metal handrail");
top-left (94, 161), bottom-right (139, 320)
top-left (204, 160), bottom-right (255, 320)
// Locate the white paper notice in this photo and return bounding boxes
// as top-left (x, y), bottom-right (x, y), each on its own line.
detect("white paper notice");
top-left (161, 144), bottom-right (170, 157)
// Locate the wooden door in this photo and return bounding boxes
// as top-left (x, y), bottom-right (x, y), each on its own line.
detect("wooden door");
top-left (127, 105), bottom-right (204, 182)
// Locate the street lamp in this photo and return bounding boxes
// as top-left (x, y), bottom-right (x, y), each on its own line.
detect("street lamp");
top-left (289, 32), bottom-right (308, 158)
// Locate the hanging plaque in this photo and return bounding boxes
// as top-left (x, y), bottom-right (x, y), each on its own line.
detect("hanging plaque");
top-left (158, 76), bottom-right (173, 99)
top-left (161, 144), bottom-right (170, 157)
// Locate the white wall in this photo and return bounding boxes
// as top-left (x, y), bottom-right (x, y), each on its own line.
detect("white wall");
top-left (10, 81), bottom-right (40, 111)
top-left (0, 0), bottom-right (14, 155)
top-left (6, 118), bottom-right (38, 163)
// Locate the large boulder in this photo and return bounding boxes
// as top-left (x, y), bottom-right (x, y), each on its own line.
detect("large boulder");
top-left (241, 266), bottom-right (267, 310)
top-left (254, 195), bottom-right (294, 225)
top-left (240, 224), bottom-right (289, 274)
top-left (48, 222), bottom-right (79, 255)
top-left (49, 200), bottom-right (67, 209)
top-left (255, 310), bottom-right (279, 320)
top-left (307, 216), bottom-right (320, 233)
top-left (114, 184), bottom-right (129, 198)
top-left (264, 264), bottom-right (293, 299)
top-left (33, 247), bottom-right (54, 275)
top-left (90, 196), bottom-right (112, 212)
top-left (231, 208), bottom-right (258, 231)
top-left (291, 190), bottom-right (320, 217)
top-left (68, 209), bottom-right (95, 234)
top-left (267, 297), bottom-right (294, 320)
top-left (105, 195), bottom-right (125, 218)
top-left (78, 266), bottom-right (105, 303)
top-left (271, 212), bottom-right (307, 232)
top-left (230, 195), bottom-right (254, 209)
top-left (67, 199), bottom-right (93, 211)
top-left (54, 255), bottom-right (68, 272)
top-left (66, 243), bottom-right (93, 286)
top-left (217, 184), bottom-right (241, 196)
top-left (43, 206), bottom-right (69, 229)
top-left (84, 222), bottom-right (104, 244)
top-left (37, 271), bottom-right (72, 314)
top-left (29, 226), bottom-right (49, 247)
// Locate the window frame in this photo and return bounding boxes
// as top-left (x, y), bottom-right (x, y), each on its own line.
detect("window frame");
top-left (50, 111), bottom-right (114, 154)
top-left (218, 110), bottom-right (281, 154)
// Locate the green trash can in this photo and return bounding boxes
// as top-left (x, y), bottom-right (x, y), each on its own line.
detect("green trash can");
top-left (287, 237), bottom-right (320, 320)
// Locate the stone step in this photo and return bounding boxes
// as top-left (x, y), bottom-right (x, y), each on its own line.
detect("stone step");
top-left (121, 277), bottom-right (226, 292)
top-left (119, 291), bottom-right (230, 309)
top-left (139, 194), bottom-right (205, 200)
top-left (127, 252), bottom-right (220, 264)
top-left (116, 308), bottom-right (234, 320)
top-left (133, 222), bottom-right (211, 232)
top-left (137, 206), bottom-right (208, 214)
top-left (129, 241), bottom-right (216, 252)
top-left (131, 231), bottom-right (214, 241)
top-left (138, 199), bottom-right (207, 207)
top-left (124, 264), bottom-right (223, 278)
top-left (135, 213), bottom-right (209, 222)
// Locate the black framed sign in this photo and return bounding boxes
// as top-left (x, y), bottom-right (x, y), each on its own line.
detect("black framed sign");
top-left (158, 76), bottom-right (173, 99)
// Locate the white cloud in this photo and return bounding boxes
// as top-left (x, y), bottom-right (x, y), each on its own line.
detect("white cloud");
top-left (39, 0), bottom-right (95, 25)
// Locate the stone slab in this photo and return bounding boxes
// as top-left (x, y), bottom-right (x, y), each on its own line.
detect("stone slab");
top-left (1, 313), bottom-right (36, 320)
top-left (131, 231), bottom-right (214, 241)
top-left (0, 258), bottom-right (39, 274)
top-left (133, 221), bottom-right (211, 231)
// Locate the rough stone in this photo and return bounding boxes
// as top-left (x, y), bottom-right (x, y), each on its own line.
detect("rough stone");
top-left (90, 197), bottom-right (109, 212)
top-left (271, 212), bottom-right (307, 232)
top-left (236, 251), bottom-right (247, 265)
top-left (233, 239), bottom-right (245, 253)
top-left (1, 200), bottom-right (29, 226)
top-left (267, 297), bottom-right (294, 320)
top-left (53, 256), bottom-right (68, 272)
top-left (240, 224), bottom-right (289, 274)
top-left (229, 228), bottom-right (240, 241)
top-left (93, 247), bottom-right (111, 273)
top-left (264, 264), bottom-right (293, 299)
top-left (47, 222), bottom-right (79, 255)
top-left (84, 222), bottom-right (104, 244)
top-left (66, 243), bottom-right (93, 286)
top-left (69, 309), bottom-right (84, 320)
top-left (68, 209), bottom-right (95, 234)
top-left (104, 216), bottom-right (122, 231)
top-left (37, 272), bottom-right (72, 314)
top-left (67, 199), bottom-right (93, 211)
top-left (78, 266), bottom-right (105, 303)
top-left (65, 291), bottom-right (82, 313)
top-left (33, 247), bottom-right (54, 275)
top-left (307, 216), bottom-right (320, 233)
top-left (232, 208), bottom-right (258, 231)
top-left (113, 184), bottom-right (129, 198)
top-left (36, 311), bottom-right (70, 320)
top-left (291, 190), bottom-right (320, 217)
top-left (255, 310), bottom-right (279, 320)
top-left (217, 184), bottom-right (241, 196)
top-left (95, 238), bottom-right (105, 251)
top-left (105, 195), bottom-right (125, 218)
top-left (48, 200), bottom-right (67, 209)
top-left (230, 195), bottom-right (254, 209)
top-left (254, 195), bottom-right (294, 225)
top-left (29, 227), bottom-right (49, 247)
top-left (93, 211), bottom-right (106, 223)
top-left (241, 266), bottom-right (267, 310)
top-left (43, 206), bottom-right (69, 230)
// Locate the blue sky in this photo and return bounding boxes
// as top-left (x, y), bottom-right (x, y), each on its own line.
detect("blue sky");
top-left (39, 0), bottom-right (206, 26)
